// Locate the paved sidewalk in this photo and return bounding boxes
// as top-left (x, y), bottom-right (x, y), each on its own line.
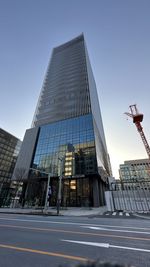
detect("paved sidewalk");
top-left (0, 206), bottom-right (107, 217)
top-left (1, 207), bottom-right (149, 219)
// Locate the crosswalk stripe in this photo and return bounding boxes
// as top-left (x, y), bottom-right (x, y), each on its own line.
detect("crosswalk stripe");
top-left (104, 212), bottom-right (131, 217)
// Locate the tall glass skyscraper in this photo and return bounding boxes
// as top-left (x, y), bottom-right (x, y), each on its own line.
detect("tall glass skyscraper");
top-left (13, 34), bottom-right (111, 207)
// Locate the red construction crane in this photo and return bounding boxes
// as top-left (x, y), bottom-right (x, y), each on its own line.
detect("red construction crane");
top-left (125, 104), bottom-right (150, 159)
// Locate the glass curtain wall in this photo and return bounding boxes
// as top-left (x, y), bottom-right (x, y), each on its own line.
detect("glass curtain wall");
top-left (0, 129), bottom-right (21, 206)
top-left (31, 113), bottom-right (97, 176)
top-left (29, 114), bottom-right (97, 207)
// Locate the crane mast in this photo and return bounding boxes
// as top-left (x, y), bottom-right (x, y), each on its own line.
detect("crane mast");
top-left (125, 104), bottom-right (150, 159)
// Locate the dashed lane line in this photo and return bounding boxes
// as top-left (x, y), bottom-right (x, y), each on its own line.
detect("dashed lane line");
top-left (81, 226), bottom-right (150, 235)
top-left (0, 216), bottom-right (150, 231)
top-left (0, 224), bottom-right (150, 242)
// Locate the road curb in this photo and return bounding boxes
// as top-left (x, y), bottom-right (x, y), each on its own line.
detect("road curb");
top-left (0, 211), bottom-right (58, 216)
top-left (133, 213), bottom-right (150, 220)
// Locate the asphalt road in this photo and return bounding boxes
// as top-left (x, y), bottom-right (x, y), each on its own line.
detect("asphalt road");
top-left (0, 214), bottom-right (150, 267)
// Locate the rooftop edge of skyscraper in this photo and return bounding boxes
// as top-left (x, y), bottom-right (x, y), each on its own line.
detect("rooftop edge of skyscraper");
top-left (53, 33), bottom-right (84, 54)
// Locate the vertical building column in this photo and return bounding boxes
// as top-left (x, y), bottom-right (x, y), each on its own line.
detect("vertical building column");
top-left (93, 177), bottom-right (100, 207)
top-left (102, 181), bottom-right (107, 206)
top-left (99, 179), bottom-right (104, 206)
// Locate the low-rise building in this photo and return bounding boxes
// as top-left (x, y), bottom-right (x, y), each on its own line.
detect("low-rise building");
top-left (119, 159), bottom-right (150, 181)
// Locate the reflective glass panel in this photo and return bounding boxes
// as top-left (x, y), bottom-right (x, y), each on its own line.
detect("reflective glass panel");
top-left (31, 114), bottom-right (97, 177)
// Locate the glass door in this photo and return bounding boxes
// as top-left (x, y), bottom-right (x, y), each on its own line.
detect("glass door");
top-left (69, 180), bottom-right (77, 206)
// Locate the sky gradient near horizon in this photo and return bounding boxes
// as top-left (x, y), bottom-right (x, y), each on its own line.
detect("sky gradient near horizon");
top-left (0, 0), bottom-right (150, 178)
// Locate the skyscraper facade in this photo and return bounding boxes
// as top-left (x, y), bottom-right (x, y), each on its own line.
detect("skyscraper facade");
top-left (0, 128), bottom-right (21, 206)
top-left (13, 34), bottom-right (111, 207)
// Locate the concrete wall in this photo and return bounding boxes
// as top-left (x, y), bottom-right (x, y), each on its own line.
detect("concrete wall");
top-left (105, 191), bottom-right (115, 211)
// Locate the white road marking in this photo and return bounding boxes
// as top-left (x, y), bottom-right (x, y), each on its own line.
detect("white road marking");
top-left (62, 240), bottom-right (109, 248)
top-left (62, 240), bottom-right (150, 253)
top-left (107, 212), bottom-right (130, 217)
top-left (81, 226), bottom-right (150, 235)
top-left (0, 217), bottom-right (150, 231)
top-left (86, 227), bottom-right (105, 230)
top-left (105, 213), bottom-right (109, 216)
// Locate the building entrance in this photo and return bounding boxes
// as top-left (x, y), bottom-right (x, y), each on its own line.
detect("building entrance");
top-left (23, 176), bottom-right (93, 208)
top-left (61, 177), bottom-right (92, 207)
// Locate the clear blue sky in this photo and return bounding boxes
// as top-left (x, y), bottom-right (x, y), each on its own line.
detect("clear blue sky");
top-left (0, 0), bottom-right (150, 178)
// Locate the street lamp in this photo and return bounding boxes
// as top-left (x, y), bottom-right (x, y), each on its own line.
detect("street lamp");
top-left (57, 157), bottom-right (64, 215)
top-left (30, 168), bottom-right (52, 213)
